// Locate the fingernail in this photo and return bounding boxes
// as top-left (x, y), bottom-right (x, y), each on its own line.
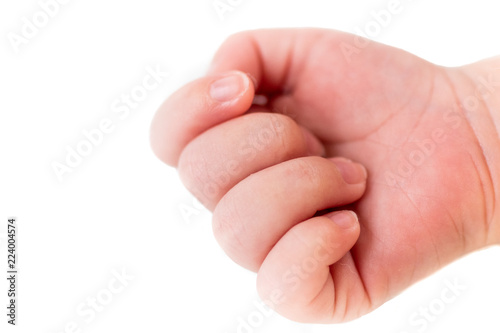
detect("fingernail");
top-left (326, 211), bottom-right (358, 228)
top-left (329, 157), bottom-right (367, 184)
top-left (209, 71), bottom-right (249, 102)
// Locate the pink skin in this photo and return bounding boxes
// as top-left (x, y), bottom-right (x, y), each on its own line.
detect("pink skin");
top-left (150, 28), bottom-right (500, 323)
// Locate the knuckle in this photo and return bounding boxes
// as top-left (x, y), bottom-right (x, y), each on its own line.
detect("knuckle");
top-left (265, 113), bottom-right (305, 159)
top-left (269, 114), bottom-right (292, 149)
top-left (178, 146), bottom-right (222, 205)
top-left (285, 157), bottom-right (322, 188)
top-left (224, 30), bottom-right (252, 46)
top-left (212, 195), bottom-right (247, 252)
top-left (178, 146), bottom-right (204, 186)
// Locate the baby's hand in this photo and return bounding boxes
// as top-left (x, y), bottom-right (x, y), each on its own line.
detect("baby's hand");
top-left (150, 29), bottom-right (500, 323)
top-left (149, 68), bottom-right (368, 321)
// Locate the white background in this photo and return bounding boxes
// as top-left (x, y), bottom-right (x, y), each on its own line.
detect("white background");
top-left (1, 0), bottom-right (500, 332)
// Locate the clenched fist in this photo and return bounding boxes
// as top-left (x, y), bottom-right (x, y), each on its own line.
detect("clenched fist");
top-left (150, 28), bottom-right (500, 323)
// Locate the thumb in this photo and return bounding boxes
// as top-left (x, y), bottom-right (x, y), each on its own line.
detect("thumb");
top-left (150, 70), bottom-right (255, 166)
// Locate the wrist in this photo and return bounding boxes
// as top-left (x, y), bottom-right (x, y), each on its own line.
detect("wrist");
top-left (459, 56), bottom-right (500, 246)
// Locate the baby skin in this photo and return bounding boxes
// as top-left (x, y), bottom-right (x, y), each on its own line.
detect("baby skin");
top-left (150, 28), bottom-right (500, 323)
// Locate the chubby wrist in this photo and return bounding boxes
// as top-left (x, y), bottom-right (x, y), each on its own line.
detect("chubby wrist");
top-left (459, 57), bottom-right (500, 246)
